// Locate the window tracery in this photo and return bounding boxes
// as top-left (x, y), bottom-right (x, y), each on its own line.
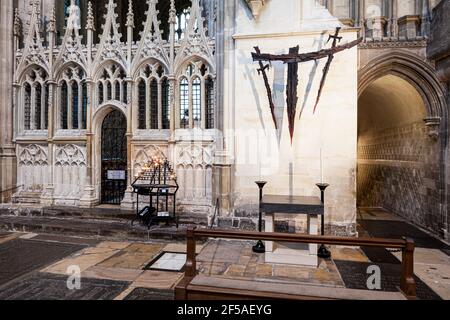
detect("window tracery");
top-left (21, 67), bottom-right (49, 132)
top-left (58, 65), bottom-right (87, 130)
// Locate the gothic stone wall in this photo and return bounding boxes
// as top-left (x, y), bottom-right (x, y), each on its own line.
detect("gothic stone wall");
top-left (357, 121), bottom-right (442, 234)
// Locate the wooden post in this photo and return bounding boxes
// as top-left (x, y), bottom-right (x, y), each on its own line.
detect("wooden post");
top-left (400, 237), bottom-right (416, 299)
top-left (185, 227), bottom-right (197, 278)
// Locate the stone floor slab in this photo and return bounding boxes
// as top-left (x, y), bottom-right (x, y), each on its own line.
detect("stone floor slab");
top-left (0, 239), bottom-right (85, 286)
top-left (0, 232), bottom-right (21, 245)
top-left (98, 252), bottom-right (154, 269)
top-left (330, 247), bottom-right (369, 262)
top-left (197, 240), bottom-right (250, 264)
top-left (0, 273), bottom-right (129, 300)
top-left (163, 243), bottom-right (204, 254)
top-left (334, 260), bottom-right (441, 300)
top-left (123, 287), bottom-right (174, 300)
top-left (412, 263), bottom-right (450, 299)
top-left (98, 243), bottom-right (165, 269)
top-left (133, 270), bottom-right (183, 289)
top-left (82, 266), bottom-right (144, 283)
top-left (95, 241), bottom-right (131, 250)
top-left (42, 245), bottom-right (120, 274)
top-left (392, 248), bottom-right (450, 299)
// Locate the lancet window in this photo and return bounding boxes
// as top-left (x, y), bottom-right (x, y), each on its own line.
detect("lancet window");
top-left (177, 61), bottom-right (215, 130)
top-left (58, 66), bottom-right (87, 130)
top-left (96, 64), bottom-right (127, 106)
top-left (136, 63), bottom-right (170, 130)
top-left (21, 67), bottom-right (49, 132)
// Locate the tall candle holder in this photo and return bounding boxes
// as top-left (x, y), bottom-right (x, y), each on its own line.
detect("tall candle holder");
top-left (253, 181), bottom-right (267, 253)
top-left (316, 183), bottom-right (331, 259)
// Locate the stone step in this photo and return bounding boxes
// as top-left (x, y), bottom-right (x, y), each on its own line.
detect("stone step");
top-left (0, 205), bottom-right (208, 226)
top-left (0, 215), bottom-right (190, 242)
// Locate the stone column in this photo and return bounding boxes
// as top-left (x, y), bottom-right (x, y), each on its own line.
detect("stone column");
top-left (79, 79), bottom-right (97, 207)
top-left (41, 81), bottom-right (57, 206)
top-left (211, 0), bottom-right (234, 217)
top-left (0, 0), bottom-right (17, 203)
top-left (121, 79), bottom-right (135, 210)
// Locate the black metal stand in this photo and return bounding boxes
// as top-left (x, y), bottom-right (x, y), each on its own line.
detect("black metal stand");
top-left (253, 181), bottom-right (267, 253)
top-left (316, 183), bottom-right (331, 259)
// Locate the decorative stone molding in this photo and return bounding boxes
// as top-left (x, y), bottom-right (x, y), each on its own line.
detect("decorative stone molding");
top-left (245, 0), bottom-right (266, 19)
top-left (177, 144), bottom-right (213, 167)
top-left (424, 117), bottom-right (441, 141)
top-left (18, 144), bottom-right (48, 166)
top-left (398, 15), bottom-right (421, 40)
top-left (55, 144), bottom-right (87, 166)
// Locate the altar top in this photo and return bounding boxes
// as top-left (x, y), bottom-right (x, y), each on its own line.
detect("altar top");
top-left (261, 195), bottom-right (324, 215)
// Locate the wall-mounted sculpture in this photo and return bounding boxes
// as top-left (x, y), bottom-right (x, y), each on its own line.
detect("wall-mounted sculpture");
top-left (252, 28), bottom-right (362, 142)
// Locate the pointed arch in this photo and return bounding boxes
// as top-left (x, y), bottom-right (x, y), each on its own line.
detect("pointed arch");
top-left (131, 0), bottom-right (170, 72)
top-left (359, 51), bottom-right (447, 121)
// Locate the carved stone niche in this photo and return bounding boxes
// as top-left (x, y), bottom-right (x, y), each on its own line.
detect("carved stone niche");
top-left (398, 15), bottom-right (421, 40)
top-left (245, 0), bottom-right (266, 19)
top-left (424, 117), bottom-right (441, 141)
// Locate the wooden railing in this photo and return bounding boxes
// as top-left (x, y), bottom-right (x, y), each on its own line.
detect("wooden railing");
top-left (179, 228), bottom-right (416, 300)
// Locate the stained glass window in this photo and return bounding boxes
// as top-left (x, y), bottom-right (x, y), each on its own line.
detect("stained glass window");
top-left (180, 78), bottom-right (189, 129)
top-left (138, 79), bottom-right (146, 130)
top-left (205, 76), bottom-right (214, 129)
top-left (107, 81), bottom-right (112, 101)
top-left (162, 78), bottom-right (170, 130)
top-left (61, 81), bottom-right (68, 130)
top-left (150, 79), bottom-right (159, 130)
top-left (44, 84), bottom-right (49, 129)
top-left (192, 77), bottom-right (201, 128)
top-left (35, 84), bottom-right (42, 130)
top-left (122, 82), bottom-right (128, 104)
top-left (24, 84), bottom-right (32, 130)
top-left (98, 82), bottom-right (104, 105)
top-left (72, 82), bottom-right (79, 129)
top-left (82, 82), bottom-right (88, 129)
top-left (115, 81), bottom-right (121, 101)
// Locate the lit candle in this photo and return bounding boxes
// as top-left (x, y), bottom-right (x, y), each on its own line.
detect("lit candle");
top-left (258, 132), bottom-right (262, 180)
top-left (320, 148), bottom-right (324, 184)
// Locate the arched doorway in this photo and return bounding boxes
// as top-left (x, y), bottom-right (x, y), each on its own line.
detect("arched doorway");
top-left (357, 74), bottom-right (440, 230)
top-left (101, 109), bottom-right (127, 205)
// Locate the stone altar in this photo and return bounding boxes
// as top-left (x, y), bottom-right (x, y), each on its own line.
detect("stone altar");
top-left (262, 195), bottom-right (323, 267)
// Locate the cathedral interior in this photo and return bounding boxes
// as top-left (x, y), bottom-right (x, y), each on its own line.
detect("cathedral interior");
top-left (0, 0), bottom-right (449, 242)
top-left (0, 0), bottom-right (449, 302)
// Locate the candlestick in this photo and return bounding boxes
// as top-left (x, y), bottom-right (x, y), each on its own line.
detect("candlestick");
top-left (316, 183), bottom-right (331, 259)
top-left (253, 181), bottom-right (267, 254)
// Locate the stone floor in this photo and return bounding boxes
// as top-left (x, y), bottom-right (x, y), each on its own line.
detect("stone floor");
top-left (0, 207), bottom-right (447, 300)
top-left (357, 208), bottom-right (450, 299)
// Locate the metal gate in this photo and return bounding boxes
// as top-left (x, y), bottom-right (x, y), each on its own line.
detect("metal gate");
top-left (101, 110), bottom-right (127, 205)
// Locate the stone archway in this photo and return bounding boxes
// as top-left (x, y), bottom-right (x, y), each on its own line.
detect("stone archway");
top-left (100, 109), bottom-right (127, 204)
top-left (92, 104), bottom-right (129, 206)
top-left (357, 52), bottom-right (448, 239)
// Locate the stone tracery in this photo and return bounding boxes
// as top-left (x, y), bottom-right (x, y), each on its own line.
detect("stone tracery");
top-left (12, 0), bottom-right (217, 208)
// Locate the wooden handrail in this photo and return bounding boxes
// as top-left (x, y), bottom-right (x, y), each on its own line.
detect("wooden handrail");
top-left (184, 227), bottom-right (417, 299)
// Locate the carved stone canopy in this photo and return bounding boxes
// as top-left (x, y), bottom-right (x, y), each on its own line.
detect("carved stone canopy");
top-left (245, 0), bottom-right (266, 19)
